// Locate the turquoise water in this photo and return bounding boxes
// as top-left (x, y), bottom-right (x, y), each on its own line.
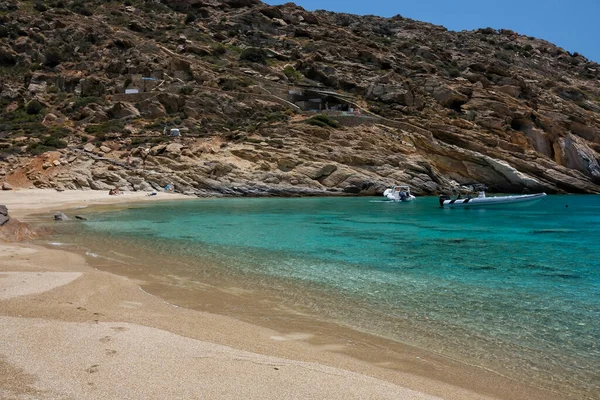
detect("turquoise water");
top-left (60, 195), bottom-right (600, 397)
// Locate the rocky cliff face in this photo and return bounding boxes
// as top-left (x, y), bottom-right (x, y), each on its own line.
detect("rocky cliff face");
top-left (1, 0), bottom-right (599, 195)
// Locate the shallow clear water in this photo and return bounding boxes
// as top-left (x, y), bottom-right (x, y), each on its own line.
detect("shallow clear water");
top-left (56, 195), bottom-right (600, 397)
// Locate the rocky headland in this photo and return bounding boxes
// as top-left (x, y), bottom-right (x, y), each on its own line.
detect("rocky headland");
top-left (1, 0), bottom-right (599, 195)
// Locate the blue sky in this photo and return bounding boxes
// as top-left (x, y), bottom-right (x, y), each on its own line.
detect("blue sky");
top-left (263, 0), bottom-right (599, 63)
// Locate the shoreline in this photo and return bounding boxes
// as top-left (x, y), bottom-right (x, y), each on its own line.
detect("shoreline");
top-left (0, 189), bottom-right (572, 399)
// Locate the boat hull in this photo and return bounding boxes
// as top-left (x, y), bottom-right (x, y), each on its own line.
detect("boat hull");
top-left (383, 187), bottom-right (415, 202)
top-left (442, 193), bottom-right (546, 208)
top-left (386, 194), bottom-right (415, 202)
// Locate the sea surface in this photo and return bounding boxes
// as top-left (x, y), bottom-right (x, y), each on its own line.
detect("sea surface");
top-left (48, 195), bottom-right (600, 398)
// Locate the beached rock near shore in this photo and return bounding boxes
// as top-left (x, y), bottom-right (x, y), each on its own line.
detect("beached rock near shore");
top-left (0, 205), bottom-right (38, 241)
top-left (0, 0), bottom-right (599, 195)
top-left (0, 205), bottom-right (9, 226)
top-left (53, 212), bottom-right (70, 221)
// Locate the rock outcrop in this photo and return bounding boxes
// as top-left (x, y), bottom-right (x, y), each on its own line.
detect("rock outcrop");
top-left (0, 1), bottom-right (599, 195)
top-left (0, 205), bottom-right (9, 226)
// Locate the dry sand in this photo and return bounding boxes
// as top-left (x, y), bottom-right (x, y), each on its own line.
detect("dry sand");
top-left (1, 188), bottom-right (190, 219)
top-left (0, 189), bottom-right (568, 399)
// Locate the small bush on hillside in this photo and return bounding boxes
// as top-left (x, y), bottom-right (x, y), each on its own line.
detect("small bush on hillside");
top-left (69, 0), bottom-right (93, 16)
top-left (212, 44), bottom-right (227, 56)
top-left (264, 112), bottom-right (288, 122)
top-left (180, 86), bottom-right (194, 95)
top-left (34, 1), bottom-right (48, 12)
top-left (26, 100), bottom-right (44, 115)
top-left (73, 96), bottom-right (104, 110)
top-left (43, 46), bottom-right (63, 67)
top-left (185, 12), bottom-right (196, 24)
top-left (27, 135), bottom-right (67, 155)
top-left (219, 77), bottom-right (254, 91)
top-left (446, 67), bottom-right (461, 78)
top-left (306, 114), bottom-right (340, 129)
top-left (85, 120), bottom-right (125, 135)
top-left (283, 65), bottom-right (302, 81)
top-left (239, 48), bottom-right (267, 64)
top-left (479, 27), bottom-right (497, 35)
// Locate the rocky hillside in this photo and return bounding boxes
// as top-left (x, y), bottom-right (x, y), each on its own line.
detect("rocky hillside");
top-left (1, 0), bottom-right (600, 195)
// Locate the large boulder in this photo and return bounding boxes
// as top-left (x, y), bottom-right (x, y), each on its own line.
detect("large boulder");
top-left (138, 100), bottom-right (167, 118)
top-left (108, 102), bottom-right (141, 119)
top-left (165, 143), bottom-right (184, 155)
top-left (367, 82), bottom-right (415, 106)
top-left (424, 79), bottom-right (470, 109)
top-left (54, 212), bottom-right (70, 221)
top-left (83, 143), bottom-right (96, 152)
top-left (157, 93), bottom-right (185, 114)
top-left (0, 205), bottom-right (8, 226)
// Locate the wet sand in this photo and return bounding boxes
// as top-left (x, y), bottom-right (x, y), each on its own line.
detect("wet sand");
top-left (0, 189), bottom-right (572, 399)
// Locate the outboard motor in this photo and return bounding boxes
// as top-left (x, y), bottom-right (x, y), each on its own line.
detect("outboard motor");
top-left (439, 194), bottom-right (450, 207)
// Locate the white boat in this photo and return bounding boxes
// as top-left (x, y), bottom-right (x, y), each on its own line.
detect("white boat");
top-left (439, 188), bottom-right (546, 208)
top-left (383, 185), bottom-right (416, 202)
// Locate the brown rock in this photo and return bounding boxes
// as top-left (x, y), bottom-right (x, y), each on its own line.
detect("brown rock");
top-left (108, 102), bottom-right (141, 119)
top-left (165, 143), bottom-right (184, 155)
top-left (80, 77), bottom-right (106, 97)
top-left (138, 100), bottom-right (167, 119)
top-left (277, 157), bottom-right (301, 172)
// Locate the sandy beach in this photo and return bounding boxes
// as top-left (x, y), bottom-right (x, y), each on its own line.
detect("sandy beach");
top-left (0, 189), bottom-right (569, 399)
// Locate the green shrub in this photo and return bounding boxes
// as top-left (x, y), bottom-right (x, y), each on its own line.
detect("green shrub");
top-left (73, 96), bottom-right (104, 110)
top-left (46, 126), bottom-right (70, 138)
top-left (239, 48), bottom-right (267, 64)
top-left (27, 135), bottom-right (67, 155)
top-left (69, 0), bottom-right (93, 15)
top-left (265, 112), bottom-right (288, 122)
top-left (41, 135), bottom-right (67, 148)
top-left (283, 65), bottom-right (302, 81)
top-left (479, 27), bottom-right (496, 35)
top-left (130, 137), bottom-right (148, 146)
top-left (28, 144), bottom-right (55, 155)
top-left (85, 120), bottom-right (125, 135)
top-left (447, 67), bottom-right (461, 78)
top-left (0, 107), bottom-right (45, 135)
top-left (26, 100), bottom-right (44, 115)
top-left (180, 86), bottom-right (193, 95)
top-left (43, 46), bottom-right (63, 67)
top-left (185, 13), bottom-right (196, 24)
top-left (219, 77), bottom-right (254, 91)
top-left (306, 114), bottom-right (340, 128)
top-left (34, 1), bottom-right (48, 12)
top-left (212, 44), bottom-right (227, 56)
